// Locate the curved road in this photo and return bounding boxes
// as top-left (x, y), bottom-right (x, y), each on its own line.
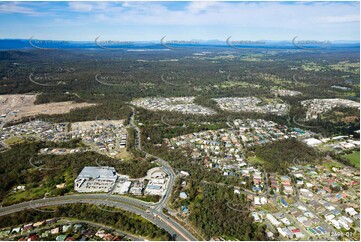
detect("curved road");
top-left (0, 195), bottom-right (196, 241)
top-left (129, 106), bottom-right (176, 212)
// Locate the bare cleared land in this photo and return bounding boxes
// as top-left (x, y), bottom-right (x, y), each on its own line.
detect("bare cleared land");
top-left (0, 94), bottom-right (96, 123)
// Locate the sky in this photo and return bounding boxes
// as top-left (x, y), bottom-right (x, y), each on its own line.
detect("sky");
top-left (0, 1), bottom-right (359, 41)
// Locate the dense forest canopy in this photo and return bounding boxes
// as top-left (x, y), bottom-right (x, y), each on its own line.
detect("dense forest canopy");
top-left (253, 138), bottom-right (320, 174)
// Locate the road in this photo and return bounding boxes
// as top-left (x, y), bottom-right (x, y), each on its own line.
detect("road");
top-left (292, 115), bottom-right (321, 129)
top-left (128, 106), bottom-right (191, 236)
top-left (0, 195), bottom-right (196, 241)
top-left (129, 106), bottom-right (141, 150)
top-left (290, 176), bottom-right (338, 240)
top-left (271, 195), bottom-right (312, 240)
top-left (129, 106), bottom-right (175, 213)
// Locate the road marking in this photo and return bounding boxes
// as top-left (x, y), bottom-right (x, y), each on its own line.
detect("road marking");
top-left (157, 215), bottom-right (192, 241)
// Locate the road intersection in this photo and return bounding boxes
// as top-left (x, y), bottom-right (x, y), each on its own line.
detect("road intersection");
top-left (0, 106), bottom-right (197, 241)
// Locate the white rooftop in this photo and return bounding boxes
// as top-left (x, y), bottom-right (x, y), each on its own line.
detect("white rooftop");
top-left (77, 166), bottom-right (117, 181)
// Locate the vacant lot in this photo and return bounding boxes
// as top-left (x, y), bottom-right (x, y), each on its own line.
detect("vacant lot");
top-left (0, 94), bottom-right (96, 123)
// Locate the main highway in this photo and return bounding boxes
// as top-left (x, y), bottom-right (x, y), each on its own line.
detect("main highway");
top-left (0, 194), bottom-right (196, 241)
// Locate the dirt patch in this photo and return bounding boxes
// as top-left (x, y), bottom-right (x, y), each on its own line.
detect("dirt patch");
top-left (0, 94), bottom-right (96, 124)
top-left (341, 115), bottom-right (359, 123)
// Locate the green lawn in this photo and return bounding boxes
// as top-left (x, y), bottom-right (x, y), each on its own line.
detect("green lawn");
top-left (3, 137), bottom-right (23, 146)
top-left (342, 151), bottom-right (360, 168)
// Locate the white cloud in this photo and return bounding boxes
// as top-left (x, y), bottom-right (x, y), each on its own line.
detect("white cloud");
top-left (318, 14), bottom-right (359, 23)
top-left (68, 2), bottom-right (95, 12)
top-left (0, 1), bottom-right (359, 41)
top-left (0, 2), bottom-right (41, 16)
top-left (61, 1), bottom-right (359, 40)
top-left (186, 1), bottom-right (222, 14)
top-left (68, 2), bottom-right (124, 13)
top-left (62, 1), bottom-right (359, 28)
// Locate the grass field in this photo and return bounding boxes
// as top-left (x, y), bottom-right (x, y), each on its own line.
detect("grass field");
top-left (247, 155), bottom-right (264, 165)
top-left (116, 148), bottom-right (133, 160)
top-left (256, 204), bottom-right (278, 213)
top-left (3, 186), bottom-right (47, 205)
top-left (342, 151), bottom-right (360, 168)
top-left (3, 137), bottom-right (24, 146)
